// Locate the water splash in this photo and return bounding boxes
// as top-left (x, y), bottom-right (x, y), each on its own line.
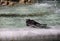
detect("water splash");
top-left (0, 1), bottom-right (60, 28)
top-left (0, 3), bottom-right (54, 15)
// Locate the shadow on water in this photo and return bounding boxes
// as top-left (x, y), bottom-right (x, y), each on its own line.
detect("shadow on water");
top-left (0, 12), bottom-right (50, 17)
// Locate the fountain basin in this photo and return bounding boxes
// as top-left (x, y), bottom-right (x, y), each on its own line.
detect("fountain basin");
top-left (0, 27), bottom-right (60, 41)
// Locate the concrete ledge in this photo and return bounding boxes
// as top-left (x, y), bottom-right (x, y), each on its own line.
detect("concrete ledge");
top-left (0, 28), bottom-right (60, 41)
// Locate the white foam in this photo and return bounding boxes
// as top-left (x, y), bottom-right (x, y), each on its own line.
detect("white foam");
top-left (32, 3), bottom-right (52, 8)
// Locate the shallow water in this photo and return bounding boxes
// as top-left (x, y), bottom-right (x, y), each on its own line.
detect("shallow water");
top-left (0, 1), bottom-right (60, 28)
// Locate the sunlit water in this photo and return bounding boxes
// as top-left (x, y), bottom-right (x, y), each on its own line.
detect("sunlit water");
top-left (0, 1), bottom-right (60, 29)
